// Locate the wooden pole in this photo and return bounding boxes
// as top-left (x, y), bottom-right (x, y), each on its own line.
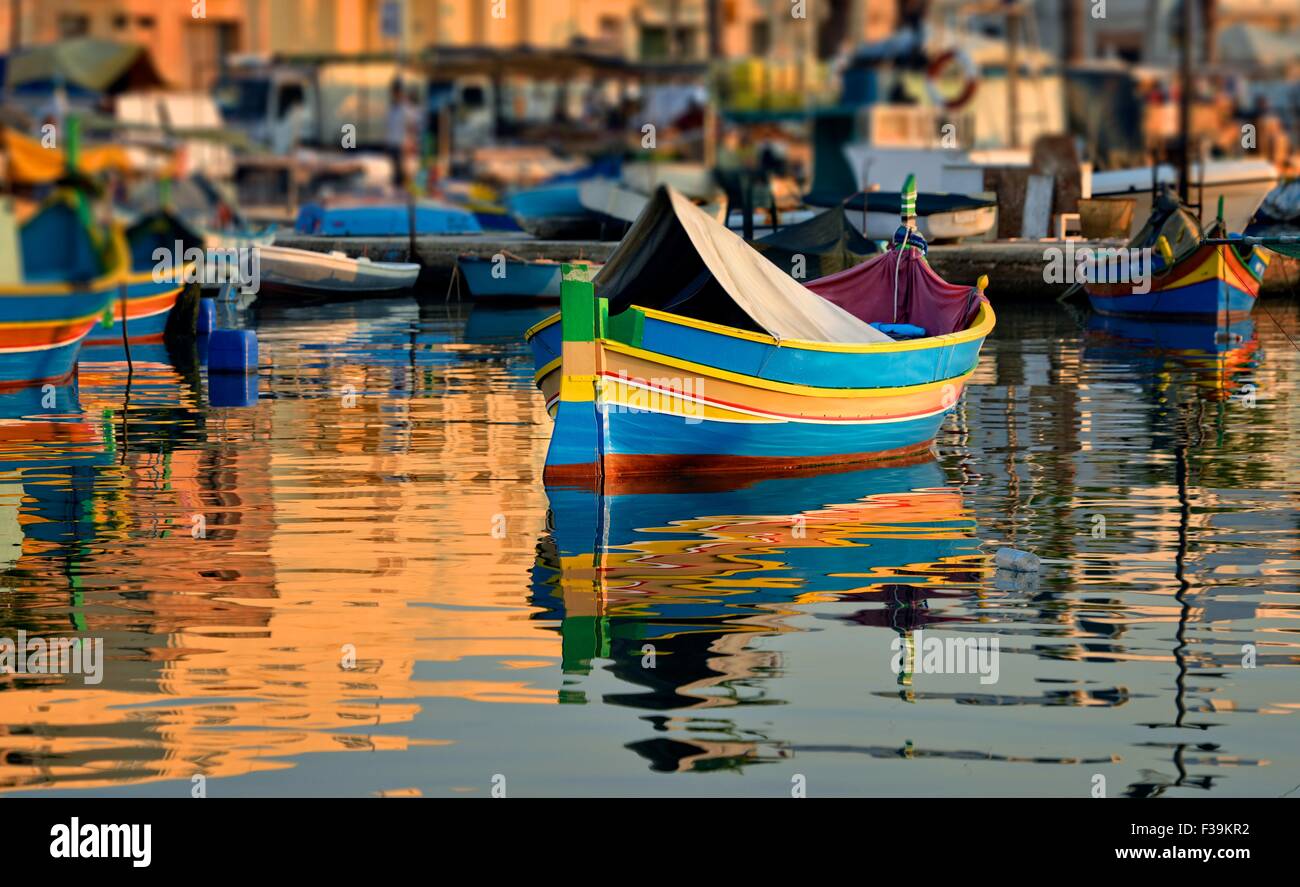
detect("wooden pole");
top-left (1178, 0), bottom-right (1193, 203)
top-left (1007, 2), bottom-right (1021, 149)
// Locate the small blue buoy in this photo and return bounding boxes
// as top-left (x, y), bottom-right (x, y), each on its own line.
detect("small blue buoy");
top-left (208, 329), bottom-right (259, 373)
top-left (208, 369), bottom-right (259, 407)
top-left (197, 298), bottom-right (217, 335)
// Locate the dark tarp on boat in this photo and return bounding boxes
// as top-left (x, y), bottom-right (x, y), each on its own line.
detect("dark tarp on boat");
top-left (594, 185), bottom-right (890, 344)
top-left (1131, 185), bottom-right (1203, 261)
top-left (753, 205), bottom-right (880, 280)
top-left (125, 209), bottom-right (205, 273)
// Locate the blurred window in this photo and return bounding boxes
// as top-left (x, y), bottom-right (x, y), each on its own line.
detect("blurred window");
top-left (640, 26), bottom-right (668, 60)
top-left (215, 79), bottom-right (271, 121)
top-left (58, 15), bottom-right (90, 38)
top-left (751, 21), bottom-right (770, 55)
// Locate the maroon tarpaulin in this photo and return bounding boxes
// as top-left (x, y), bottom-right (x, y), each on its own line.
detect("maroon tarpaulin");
top-left (807, 248), bottom-right (982, 336)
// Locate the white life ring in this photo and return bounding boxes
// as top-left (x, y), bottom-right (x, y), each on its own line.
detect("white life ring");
top-left (925, 48), bottom-right (979, 111)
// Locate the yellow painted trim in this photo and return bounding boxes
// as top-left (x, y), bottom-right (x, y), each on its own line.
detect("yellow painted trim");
top-left (524, 311), bottom-right (561, 342)
top-left (534, 356), bottom-right (562, 384)
top-left (599, 338), bottom-right (976, 398)
top-left (631, 299), bottom-right (996, 354)
top-left (123, 260), bottom-right (196, 288)
top-left (5, 211), bottom-right (130, 296)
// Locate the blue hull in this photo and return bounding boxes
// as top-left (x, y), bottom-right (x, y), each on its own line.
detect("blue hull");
top-left (296, 201), bottom-right (482, 236)
top-left (1087, 277), bottom-right (1256, 318)
top-left (460, 257), bottom-right (562, 301)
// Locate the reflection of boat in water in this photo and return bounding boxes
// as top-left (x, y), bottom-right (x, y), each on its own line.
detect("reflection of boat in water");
top-left (532, 459), bottom-right (982, 769)
top-left (0, 379), bottom-right (110, 566)
top-left (1083, 312), bottom-right (1259, 401)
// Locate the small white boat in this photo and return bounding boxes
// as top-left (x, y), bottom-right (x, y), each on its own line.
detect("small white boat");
top-left (257, 245), bottom-right (420, 295)
top-left (1090, 159), bottom-right (1278, 237)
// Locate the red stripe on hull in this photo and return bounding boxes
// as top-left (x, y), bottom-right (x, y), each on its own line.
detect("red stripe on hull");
top-left (0, 319), bottom-right (99, 350)
top-left (542, 439), bottom-right (936, 489)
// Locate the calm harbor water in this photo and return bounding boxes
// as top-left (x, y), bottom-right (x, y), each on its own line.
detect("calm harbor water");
top-left (1, 294), bottom-right (1297, 798)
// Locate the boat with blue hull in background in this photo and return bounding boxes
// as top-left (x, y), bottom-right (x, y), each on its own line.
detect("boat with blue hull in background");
top-left (530, 184), bottom-right (994, 483)
top-left (0, 195), bottom-right (125, 387)
top-left (295, 199), bottom-right (482, 237)
top-left (1085, 189), bottom-right (1269, 319)
top-left (102, 210), bottom-right (204, 344)
top-left (458, 255), bottom-right (602, 303)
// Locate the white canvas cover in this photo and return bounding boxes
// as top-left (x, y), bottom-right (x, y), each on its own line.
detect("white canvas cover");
top-left (597, 186), bottom-right (891, 345)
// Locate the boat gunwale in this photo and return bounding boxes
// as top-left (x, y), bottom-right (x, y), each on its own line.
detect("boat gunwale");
top-left (8, 209), bottom-right (131, 297)
top-left (526, 300), bottom-right (996, 355)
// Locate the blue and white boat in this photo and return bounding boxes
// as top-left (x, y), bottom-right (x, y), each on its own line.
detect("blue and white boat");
top-left (295, 200), bottom-right (482, 237)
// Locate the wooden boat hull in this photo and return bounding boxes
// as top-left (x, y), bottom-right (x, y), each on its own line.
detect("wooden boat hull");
top-left (534, 295), bottom-right (994, 482)
top-left (5, 197), bottom-right (126, 386)
top-left (1085, 242), bottom-right (1268, 319)
top-left (505, 184), bottom-right (603, 240)
top-left (1089, 160), bottom-right (1279, 237)
top-left (259, 246), bottom-right (420, 294)
top-left (85, 271), bottom-right (185, 344)
top-left (0, 283), bottom-right (118, 386)
top-left (460, 257), bottom-right (602, 302)
top-left (860, 206), bottom-right (996, 242)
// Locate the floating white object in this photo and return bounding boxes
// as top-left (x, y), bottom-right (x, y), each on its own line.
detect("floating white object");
top-left (994, 548), bottom-right (1041, 572)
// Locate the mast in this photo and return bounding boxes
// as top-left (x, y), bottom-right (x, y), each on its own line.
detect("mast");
top-left (1178, 0), bottom-right (1193, 203)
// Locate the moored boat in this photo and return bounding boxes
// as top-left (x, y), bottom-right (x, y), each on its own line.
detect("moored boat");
top-left (0, 194), bottom-right (125, 387)
top-left (530, 184), bottom-right (994, 482)
top-left (98, 209), bottom-right (203, 344)
top-left (504, 183), bottom-right (600, 240)
top-left (295, 199), bottom-right (481, 236)
top-left (1085, 188), bottom-right (1269, 319)
top-left (258, 245), bottom-right (420, 295)
top-left (458, 255), bottom-right (603, 303)
top-left (1089, 159), bottom-right (1278, 238)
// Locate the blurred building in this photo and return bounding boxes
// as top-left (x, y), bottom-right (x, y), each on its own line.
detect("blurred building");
top-left (1, 0), bottom-right (900, 89)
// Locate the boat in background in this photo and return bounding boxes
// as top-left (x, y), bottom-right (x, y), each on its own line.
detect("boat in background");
top-left (841, 190), bottom-right (997, 242)
top-left (103, 209), bottom-right (203, 344)
top-left (1089, 159), bottom-right (1278, 238)
top-left (532, 184), bottom-right (993, 482)
top-left (1085, 188), bottom-right (1268, 319)
top-left (751, 204), bottom-right (881, 280)
top-left (295, 198), bottom-right (482, 237)
top-left (505, 184), bottom-right (601, 240)
top-left (258, 245), bottom-right (420, 296)
top-left (0, 194), bottom-right (124, 386)
top-left (502, 157), bottom-right (622, 240)
top-left (458, 255), bottom-right (602, 303)
top-left (828, 144), bottom-right (998, 241)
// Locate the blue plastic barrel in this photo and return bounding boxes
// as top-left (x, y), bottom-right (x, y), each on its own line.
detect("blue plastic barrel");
top-left (197, 298), bottom-right (217, 335)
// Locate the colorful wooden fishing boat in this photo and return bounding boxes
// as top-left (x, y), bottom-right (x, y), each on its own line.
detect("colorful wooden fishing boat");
top-left (1085, 239), bottom-right (1269, 319)
top-left (94, 210), bottom-right (203, 344)
top-left (0, 195), bottom-right (125, 387)
top-left (529, 184), bottom-right (994, 482)
top-left (1085, 189), bottom-right (1269, 319)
